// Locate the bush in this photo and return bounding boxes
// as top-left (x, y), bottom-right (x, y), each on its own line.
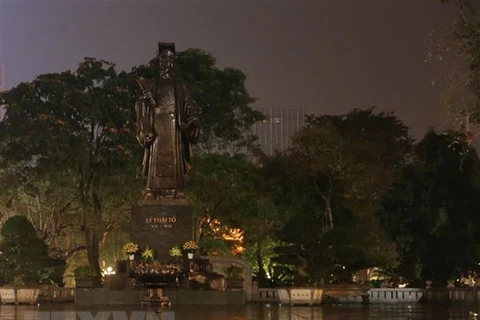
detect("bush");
top-left (39, 258), bottom-right (67, 286)
top-left (0, 216), bottom-right (66, 286)
top-left (74, 265), bottom-right (97, 279)
top-left (226, 265), bottom-right (244, 279)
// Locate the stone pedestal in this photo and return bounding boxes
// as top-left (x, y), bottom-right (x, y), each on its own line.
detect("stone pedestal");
top-left (142, 288), bottom-right (171, 308)
top-left (131, 198), bottom-right (194, 261)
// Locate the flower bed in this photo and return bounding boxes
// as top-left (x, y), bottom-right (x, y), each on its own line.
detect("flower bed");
top-left (131, 261), bottom-right (182, 288)
top-left (133, 261), bottom-right (181, 275)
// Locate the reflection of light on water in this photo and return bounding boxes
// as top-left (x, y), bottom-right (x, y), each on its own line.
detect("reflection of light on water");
top-left (0, 303), bottom-right (475, 320)
top-left (263, 305), bottom-right (323, 320)
top-left (0, 306), bottom-right (77, 320)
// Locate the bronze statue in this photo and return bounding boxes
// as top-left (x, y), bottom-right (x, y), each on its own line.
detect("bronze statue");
top-left (135, 43), bottom-right (200, 200)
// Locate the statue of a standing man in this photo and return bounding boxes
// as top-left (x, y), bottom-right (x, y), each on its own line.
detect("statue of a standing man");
top-left (135, 43), bottom-right (200, 200)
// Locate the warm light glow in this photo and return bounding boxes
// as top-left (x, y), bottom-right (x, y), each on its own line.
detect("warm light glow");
top-left (103, 266), bottom-right (115, 275)
top-left (201, 216), bottom-right (245, 256)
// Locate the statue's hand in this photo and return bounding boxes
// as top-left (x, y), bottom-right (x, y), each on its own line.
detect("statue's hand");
top-left (145, 132), bottom-right (156, 143)
top-left (141, 91), bottom-right (153, 101)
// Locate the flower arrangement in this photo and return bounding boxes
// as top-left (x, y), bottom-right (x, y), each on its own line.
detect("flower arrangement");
top-left (169, 245), bottom-right (182, 258)
top-left (123, 242), bottom-right (139, 255)
top-left (182, 240), bottom-right (199, 252)
top-left (141, 246), bottom-right (155, 261)
top-left (133, 261), bottom-right (181, 275)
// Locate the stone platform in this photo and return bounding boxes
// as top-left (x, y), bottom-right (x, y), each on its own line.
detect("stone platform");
top-left (131, 198), bottom-right (194, 261)
top-left (74, 289), bottom-right (246, 306)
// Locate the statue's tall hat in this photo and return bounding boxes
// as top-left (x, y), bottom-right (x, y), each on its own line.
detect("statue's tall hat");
top-left (158, 42), bottom-right (176, 54)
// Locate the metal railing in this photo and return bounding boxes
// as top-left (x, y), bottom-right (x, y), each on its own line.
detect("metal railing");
top-left (253, 287), bottom-right (425, 303)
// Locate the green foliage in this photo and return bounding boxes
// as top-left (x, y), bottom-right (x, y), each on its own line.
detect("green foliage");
top-left (245, 237), bottom-right (295, 287)
top-left (226, 265), bottom-right (244, 279)
top-left (185, 153), bottom-right (256, 230)
top-left (0, 58), bottom-right (143, 282)
top-left (379, 130), bottom-right (480, 285)
top-left (1, 215), bottom-right (37, 238)
top-left (38, 257), bottom-right (67, 286)
top-left (199, 238), bottom-right (233, 256)
top-left (187, 108), bottom-right (412, 285)
top-left (186, 153), bottom-right (294, 284)
top-left (73, 265), bottom-right (97, 279)
top-left (0, 48), bottom-right (261, 279)
top-left (275, 108), bottom-right (411, 283)
top-left (0, 216), bottom-right (66, 286)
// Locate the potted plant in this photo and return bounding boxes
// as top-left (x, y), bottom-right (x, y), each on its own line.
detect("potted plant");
top-left (169, 245), bottom-right (182, 261)
top-left (123, 242), bottom-right (139, 260)
top-left (74, 265), bottom-right (97, 288)
top-left (225, 265), bottom-right (244, 290)
top-left (182, 241), bottom-right (198, 259)
top-left (141, 246), bottom-right (155, 263)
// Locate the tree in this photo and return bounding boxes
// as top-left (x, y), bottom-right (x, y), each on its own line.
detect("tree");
top-left (429, 1), bottom-right (480, 143)
top-left (185, 153), bottom-right (251, 242)
top-left (227, 155), bottom-right (295, 285)
top-left (288, 108), bottom-right (412, 230)
top-left (379, 129), bottom-right (480, 286)
top-left (0, 216), bottom-right (66, 286)
top-left (0, 47), bottom-right (262, 280)
top-left (185, 153), bottom-right (294, 285)
top-left (278, 108), bottom-right (412, 283)
top-left (0, 58), bottom-right (142, 285)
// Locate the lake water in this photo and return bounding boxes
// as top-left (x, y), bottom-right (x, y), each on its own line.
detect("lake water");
top-left (0, 303), bottom-right (478, 320)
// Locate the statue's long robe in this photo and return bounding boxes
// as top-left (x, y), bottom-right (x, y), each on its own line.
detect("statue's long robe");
top-left (135, 76), bottom-right (197, 194)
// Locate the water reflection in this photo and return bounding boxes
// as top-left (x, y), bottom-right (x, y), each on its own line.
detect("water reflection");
top-left (0, 303), bottom-right (478, 320)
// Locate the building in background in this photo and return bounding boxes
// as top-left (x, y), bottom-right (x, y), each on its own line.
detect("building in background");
top-left (251, 107), bottom-right (306, 156)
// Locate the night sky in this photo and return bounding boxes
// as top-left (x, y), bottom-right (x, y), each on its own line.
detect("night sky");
top-left (0, 1), bottom-right (454, 139)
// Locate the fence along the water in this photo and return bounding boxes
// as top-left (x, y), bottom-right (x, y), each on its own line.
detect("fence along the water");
top-left (255, 288), bottom-right (277, 302)
top-left (368, 288), bottom-right (424, 302)
top-left (254, 287), bottom-right (425, 303)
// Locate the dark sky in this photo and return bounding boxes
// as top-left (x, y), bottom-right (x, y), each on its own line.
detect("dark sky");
top-left (0, 1), bottom-right (454, 139)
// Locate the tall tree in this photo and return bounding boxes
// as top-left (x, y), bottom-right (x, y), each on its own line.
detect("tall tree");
top-left (228, 155), bottom-right (295, 285)
top-left (185, 153), bottom-right (294, 285)
top-left (288, 107), bottom-right (412, 231)
top-left (0, 216), bottom-right (66, 286)
top-left (0, 59), bottom-right (141, 284)
top-left (0, 47), bottom-right (262, 280)
top-left (279, 108), bottom-right (412, 283)
top-left (380, 129), bottom-right (480, 286)
top-left (185, 153), bottom-right (251, 242)
top-left (430, 1), bottom-right (480, 142)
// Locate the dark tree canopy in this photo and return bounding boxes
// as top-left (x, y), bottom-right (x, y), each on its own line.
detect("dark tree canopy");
top-left (275, 108), bottom-right (412, 283)
top-left (380, 129), bottom-right (480, 285)
top-left (0, 47), bottom-right (262, 281)
top-left (0, 216), bottom-right (65, 286)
